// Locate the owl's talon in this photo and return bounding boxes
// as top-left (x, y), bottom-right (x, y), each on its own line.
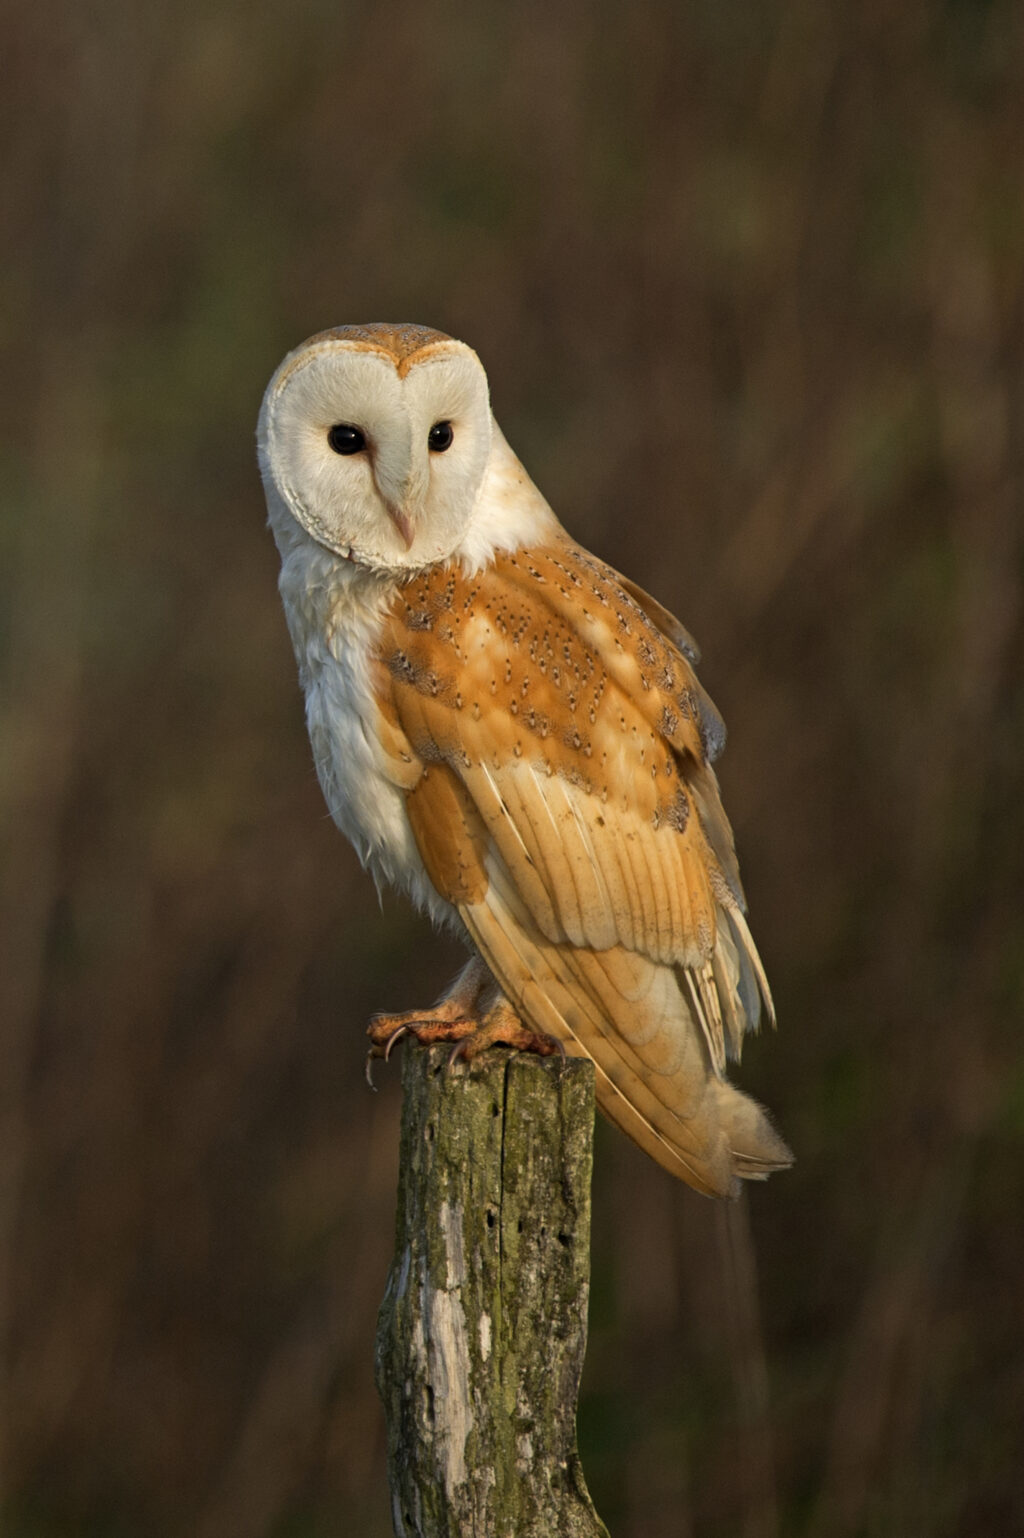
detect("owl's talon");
top-left (447, 1039), bottom-right (471, 1072)
top-left (364, 1017), bottom-right (410, 1090)
top-left (383, 1025), bottom-right (408, 1062)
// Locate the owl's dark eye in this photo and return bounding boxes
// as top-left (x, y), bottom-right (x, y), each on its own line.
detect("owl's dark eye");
top-left (327, 423), bottom-right (366, 455)
top-left (428, 421), bottom-right (454, 453)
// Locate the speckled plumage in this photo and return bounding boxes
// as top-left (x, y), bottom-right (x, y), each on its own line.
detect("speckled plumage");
top-left (258, 324), bottom-right (792, 1196)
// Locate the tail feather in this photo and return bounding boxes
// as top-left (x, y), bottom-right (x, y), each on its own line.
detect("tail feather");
top-left (461, 876), bottom-right (792, 1197)
top-left (713, 1079), bottom-right (794, 1180)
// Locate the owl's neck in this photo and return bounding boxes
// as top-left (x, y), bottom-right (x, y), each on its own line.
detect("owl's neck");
top-left (272, 517), bottom-right (396, 694)
top-left (452, 423), bottom-right (561, 575)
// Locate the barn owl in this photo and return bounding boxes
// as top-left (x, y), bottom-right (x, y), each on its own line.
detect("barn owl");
top-left (258, 323), bottom-right (791, 1197)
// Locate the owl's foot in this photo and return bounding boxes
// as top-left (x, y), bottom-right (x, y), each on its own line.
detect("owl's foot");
top-left (367, 1003), bottom-right (477, 1056)
top-left (447, 1000), bottom-right (564, 1064)
top-left (365, 1002), bottom-right (475, 1085)
top-left (365, 999), bottom-right (562, 1085)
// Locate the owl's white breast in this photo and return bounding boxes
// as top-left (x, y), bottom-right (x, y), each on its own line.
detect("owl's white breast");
top-left (274, 523), bottom-right (455, 928)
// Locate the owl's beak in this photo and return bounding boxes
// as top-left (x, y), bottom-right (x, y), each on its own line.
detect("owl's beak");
top-left (374, 445), bottom-right (424, 551)
top-left (385, 502), bottom-right (416, 550)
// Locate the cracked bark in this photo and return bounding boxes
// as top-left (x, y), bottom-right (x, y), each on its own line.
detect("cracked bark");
top-left (375, 1044), bottom-right (608, 1538)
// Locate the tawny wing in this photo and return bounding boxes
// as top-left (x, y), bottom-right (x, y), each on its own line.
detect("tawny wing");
top-left (376, 533), bottom-right (791, 1194)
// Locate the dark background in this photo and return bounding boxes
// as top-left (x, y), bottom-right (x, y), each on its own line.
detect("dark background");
top-left (2, 2), bottom-right (1022, 1534)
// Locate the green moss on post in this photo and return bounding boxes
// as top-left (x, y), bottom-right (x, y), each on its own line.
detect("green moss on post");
top-left (375, 1045), bottom-right (608, 1538)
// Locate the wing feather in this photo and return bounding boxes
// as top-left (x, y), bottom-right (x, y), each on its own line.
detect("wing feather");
top-left (376, 534), bottom-right (790, 1192)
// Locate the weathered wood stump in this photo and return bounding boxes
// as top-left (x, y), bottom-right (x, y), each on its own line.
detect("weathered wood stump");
top-left (375, 1044), bottom-right (608, 1538)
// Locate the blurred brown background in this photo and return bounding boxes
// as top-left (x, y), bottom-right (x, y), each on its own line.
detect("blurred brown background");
top-left (2, 1), bottom-right (1022, 1534)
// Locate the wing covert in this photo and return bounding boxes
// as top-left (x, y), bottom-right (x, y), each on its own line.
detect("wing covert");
top-left (377, 540), bottom-right (730, 971)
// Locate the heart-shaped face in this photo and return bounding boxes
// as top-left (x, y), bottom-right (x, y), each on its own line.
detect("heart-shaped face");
top-left (258, 324), bottom-right (494, 572)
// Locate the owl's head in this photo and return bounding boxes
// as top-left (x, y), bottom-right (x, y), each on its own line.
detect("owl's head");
top-left (258, 323), bottom-right (494, 572)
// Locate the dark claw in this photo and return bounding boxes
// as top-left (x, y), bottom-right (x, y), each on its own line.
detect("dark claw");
top-left (383, 1024), bottom-right (408, 1062)
top-left (365, 1022), bottom-right (410, 1088)
top-left (446, 1040), bottom-right (468, 1074)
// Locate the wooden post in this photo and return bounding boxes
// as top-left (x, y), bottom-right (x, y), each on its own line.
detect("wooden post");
top-left (375, 1044), bottom-right (608, 1538)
